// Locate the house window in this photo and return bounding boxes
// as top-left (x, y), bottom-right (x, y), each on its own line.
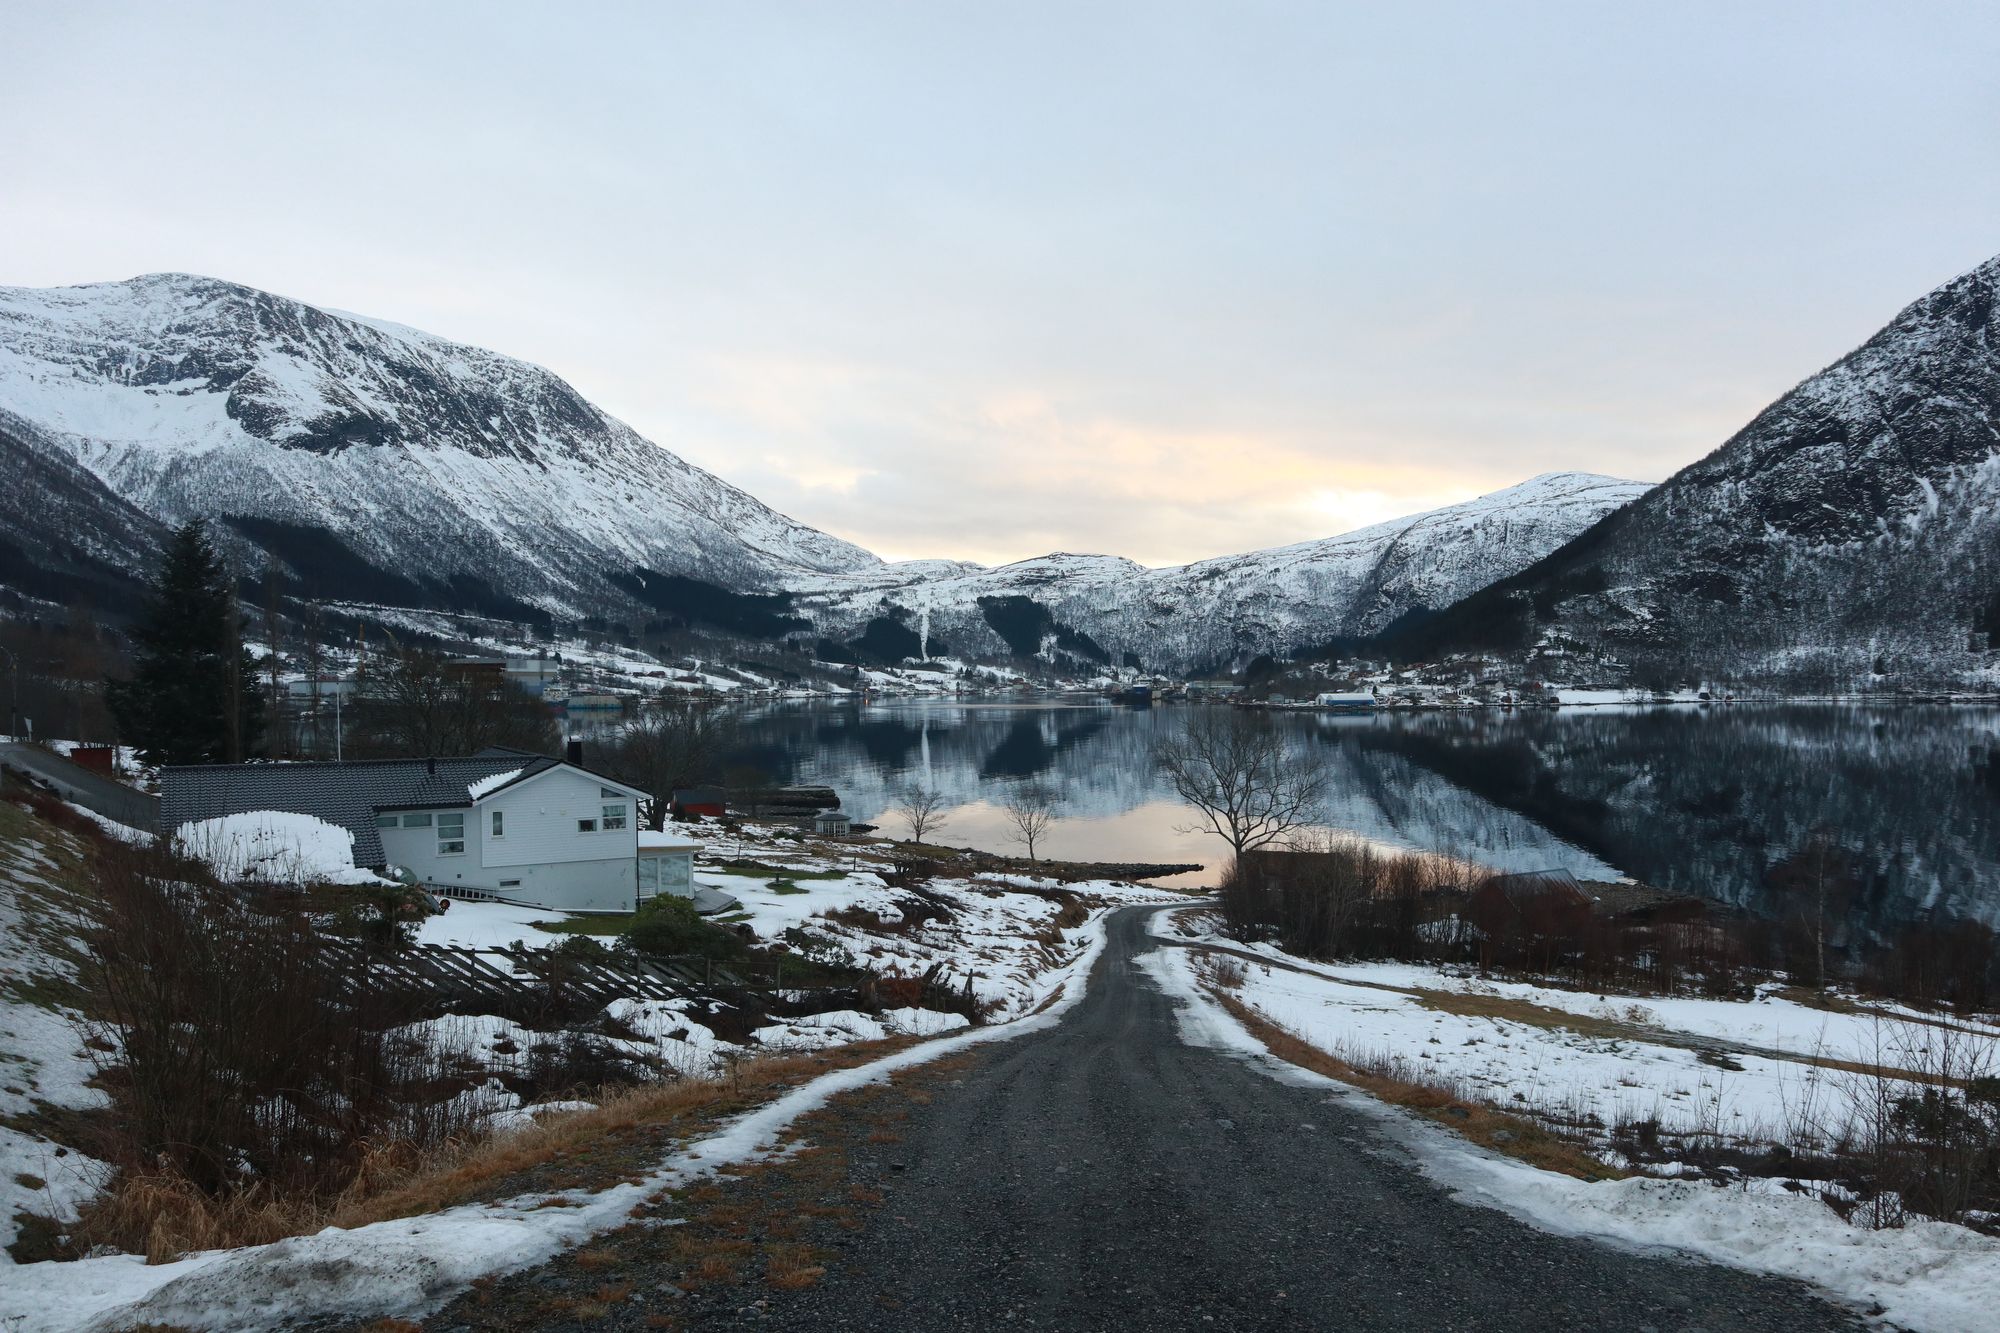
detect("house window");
top-left (438, 812), bottom-right (465, 856)
top-left (490, 810), bottom-right (504, 838)
top-left (402, 812), bottom-right (432, 828)
top-left (602, 803), bottom-right (627, 831)
top-left (577, 817), bottom-right (598, 833)
top-left (376, 814), bottom-right (397, 828)
top-left (601, 787), bottom-right (623, 798)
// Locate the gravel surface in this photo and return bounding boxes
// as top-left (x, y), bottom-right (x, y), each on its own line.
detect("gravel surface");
top-left (428, 905), bottom-right (1868, 1332)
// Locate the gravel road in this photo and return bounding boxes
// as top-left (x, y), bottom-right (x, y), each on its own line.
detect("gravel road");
top-left (439, 905), bottom-right (1868, 1332)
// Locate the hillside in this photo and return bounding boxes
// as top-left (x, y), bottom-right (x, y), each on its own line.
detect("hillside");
top-left (796, 473), bottom-right (1649, 674)
top-left (0, 274), bottom-right (883, 622)
top-left (1385, 254), bottom-right (2000, 689)
top-left (0, 273), bottom-right (1648, 672)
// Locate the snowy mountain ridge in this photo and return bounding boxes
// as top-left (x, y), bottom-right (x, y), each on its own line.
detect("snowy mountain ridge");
top-left (1389, 252), bottom-right (2000, 687)
top-left (794, 471), bottom-right (1651, 671)
top-left (0, 272), bottom-right (883, 613)
top-left (0, 272), bottom-right (1648, 671)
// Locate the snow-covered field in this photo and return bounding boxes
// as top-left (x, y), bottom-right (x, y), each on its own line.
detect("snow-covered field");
top-left (0, 812), bottom-right (117, 1263)
top-left (1156, 913), bottom-right (2000, 1151)
top-left (0, 795), bottom-right (1184, 1327)
top-left (0, 889), bottom-right (1128, 1332)
top-left (1141, 941), bottom-right (2000, 1333)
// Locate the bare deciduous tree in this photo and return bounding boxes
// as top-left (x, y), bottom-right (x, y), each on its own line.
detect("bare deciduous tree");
top-left (892, 783), bottom-right (951, 846)
top-left (1002, 781), bottom-right (1060, 861)
top-left (1769, 827), bottom-right (1855, 991)
top-left (350, 643), bottom-right (557, 758)
top-left (603, 695), bottom-right (737, 828)
top-left (1155, 712), bottom-right (1329, 860)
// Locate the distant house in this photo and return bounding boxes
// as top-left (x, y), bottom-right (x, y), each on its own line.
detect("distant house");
top-left (672, 786), bottom-right (728, 819)
top-left (503, 656), bottom-right (563, 697)
top-left (1314, 692), bottom-right (1376, 712)
top-left (813, 808), bottom-right (852, 836)
top-left (161, 748), bottom-right (660, 913)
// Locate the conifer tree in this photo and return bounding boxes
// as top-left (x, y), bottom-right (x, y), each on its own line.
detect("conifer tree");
top-left (107, 519), bottom-right (264, 764)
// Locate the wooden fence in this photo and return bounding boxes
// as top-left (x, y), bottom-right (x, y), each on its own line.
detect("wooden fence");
top-left (318, 941), bottom-right (800, 1014)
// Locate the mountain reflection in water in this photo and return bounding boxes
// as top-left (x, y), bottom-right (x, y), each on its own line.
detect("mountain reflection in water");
top-left (698, 700), bottom-right (2000, 937)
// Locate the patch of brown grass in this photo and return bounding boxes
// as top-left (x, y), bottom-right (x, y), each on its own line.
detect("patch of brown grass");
top-left (571, 1244), bottom-right (624, 1272)
top-left (765, 1242), bottom-right (828, 1290)
top-left (1209, 989), bottom-right (1624, 1182)
top-left (333, 1045), bottom-right (915, 1230)
top-left (70, 1172), bottom-right (322, 1265)
top-left (76, 1042), bottom-right (925, 1264)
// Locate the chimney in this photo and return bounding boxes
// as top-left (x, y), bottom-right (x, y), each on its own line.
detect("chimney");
top-left (566, 739), bottom-right (584, 767)
top-left (427, 756), bottom-right (436, 775)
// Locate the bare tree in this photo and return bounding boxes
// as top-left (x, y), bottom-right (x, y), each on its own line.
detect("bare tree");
top-left (350, 643), bottom-right (557, 758)
top-left (1768, 827), bottom-right (1854, 991)
top-left (892, 783), bottom-right (951, 846)
top-left (1155, 712), bottom-right (1329, 860)
top-left (1001, 781), bottom-right (1060, 861)
top-left (603, 695), bottom-right (737, 828)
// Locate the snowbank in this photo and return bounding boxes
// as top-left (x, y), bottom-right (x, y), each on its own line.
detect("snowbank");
top-left (1142, 944), bottom-right (2000, 1333)
top-left (170, 811), bottom-right (387, 885)
top-left (0, 907), bottom-right (1118, 1331)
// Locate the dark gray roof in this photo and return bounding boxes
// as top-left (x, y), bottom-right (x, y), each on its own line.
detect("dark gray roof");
top-left (161, 754), bottom-right (560, 866)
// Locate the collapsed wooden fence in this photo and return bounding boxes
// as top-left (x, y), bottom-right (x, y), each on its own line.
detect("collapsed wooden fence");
top-left (318, 940), bottom-right (799, 1014)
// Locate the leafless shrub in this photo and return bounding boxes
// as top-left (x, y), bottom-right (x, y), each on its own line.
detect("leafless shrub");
top-left (1000, 782), bottom-right (1060, 861)
top-left (71, 843), bottom-right (489, 1256)
top-left (890, 784), bottom-right (951, 846)
top-left (1835, 1019), bottom-right (2000, 1229)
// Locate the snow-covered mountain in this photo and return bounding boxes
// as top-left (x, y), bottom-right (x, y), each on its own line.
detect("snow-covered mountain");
top-left (1390, 253), bottom-right (2000, 687)
top-left (0, 272), bottom-right (1643, 670)
top-left (0, 273), bottom-right (882, 617)
top-left (794, 473), bottom-right (1649, 672)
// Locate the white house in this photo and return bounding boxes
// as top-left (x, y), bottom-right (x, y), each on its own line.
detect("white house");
top-left (1314, 691), bottom-right (1377, 712)
top-left (161, 748), bottom-right (684, 914)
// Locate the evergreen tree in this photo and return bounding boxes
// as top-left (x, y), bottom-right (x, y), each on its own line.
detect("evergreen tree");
top-left (107, 519), bottom-right (264, 764)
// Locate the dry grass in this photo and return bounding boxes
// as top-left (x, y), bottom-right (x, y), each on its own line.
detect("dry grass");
top-left (70, 1172), bottom-right (324, 1265)
top-left (334, 1045), bottom-right (915, 1230)
top-left (78, 1041), bottom-right (922, 1263)
top-left (1208, 989), bottom-right (1625, 1182)
top-left (764, 1242), bottom-right (829, 1290)
top-left (1208, 956), bottom-right (1247, 989)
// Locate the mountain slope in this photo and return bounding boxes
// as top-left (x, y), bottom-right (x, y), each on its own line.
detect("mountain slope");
top-left (0, 273), bottom-right (881, 615)
top-left (796, 472), bottom-right (1649, 672)
top-left (1385, 254), bottom-right (2000, 687)
top-left (0, 273), bottom-right (1644, 672)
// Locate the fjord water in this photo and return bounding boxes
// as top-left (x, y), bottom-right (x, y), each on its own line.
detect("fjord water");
top-left (726, 700), bottom-right (2000, 937)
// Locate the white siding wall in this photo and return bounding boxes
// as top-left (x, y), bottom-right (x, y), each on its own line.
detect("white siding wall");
top-left (377, 808), bottom-right (480, 888)
top-left (377, 768), bottom-right (643, 913)
top-left (481, 769), bottom-right (636, 868)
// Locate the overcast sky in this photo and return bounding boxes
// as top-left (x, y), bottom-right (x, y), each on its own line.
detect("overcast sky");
top-left (5, 3), bottom-right (1999, 566)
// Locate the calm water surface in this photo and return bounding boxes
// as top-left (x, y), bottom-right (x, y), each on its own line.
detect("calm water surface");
top-left (709, 699), bottom-right (2000, 939)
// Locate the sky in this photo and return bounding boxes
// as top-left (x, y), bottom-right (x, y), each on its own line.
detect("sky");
top-left (4, 3), bottom-right (1999, 568)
